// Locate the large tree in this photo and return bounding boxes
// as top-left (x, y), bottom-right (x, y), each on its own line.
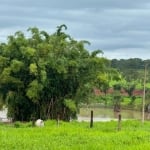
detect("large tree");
top-left (0, 25), bottom-right (109, 121)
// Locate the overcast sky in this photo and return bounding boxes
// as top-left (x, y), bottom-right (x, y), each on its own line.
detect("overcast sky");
top-left (0, 0), bottom-right (150, 59)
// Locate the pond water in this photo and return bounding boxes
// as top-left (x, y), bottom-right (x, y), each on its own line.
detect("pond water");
top-left (78, 107), bottom-right (150, 122)
top-left (0, 108), bottom-right (10, 122)
top-left (1, 107), bottom-right (150, 122)
top-left (0, 108), bottom-right (7, 118)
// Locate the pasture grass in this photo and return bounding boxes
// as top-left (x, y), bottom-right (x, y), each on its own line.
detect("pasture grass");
top-left (0, 120), bottom-right (150, 150)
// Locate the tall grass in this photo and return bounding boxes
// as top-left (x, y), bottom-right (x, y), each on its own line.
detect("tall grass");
top-left (0, 120), bottom-right (150, 150)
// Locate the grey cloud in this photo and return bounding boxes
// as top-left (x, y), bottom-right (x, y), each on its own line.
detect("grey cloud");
top-left (4, 0), bottom-right (150, 8)
top-left (0, 0), bottom-right (150, 59)
top-left (104, 48), bottom-right (150, 59)
top-left (1, 0), bottom-right (149, 10)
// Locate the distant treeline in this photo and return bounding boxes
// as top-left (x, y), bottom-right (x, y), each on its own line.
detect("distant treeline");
top-left (111, 58), bottom-right (150, 70)
top-left (111, 58), bottom-right (150, 81)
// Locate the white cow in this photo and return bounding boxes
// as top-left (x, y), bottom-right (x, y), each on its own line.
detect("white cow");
top-left (35, 119), bottom-right (44, 127)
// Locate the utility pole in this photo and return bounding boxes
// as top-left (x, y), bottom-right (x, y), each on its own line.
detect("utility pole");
top-left (142, 64), bottom-right (147, 123)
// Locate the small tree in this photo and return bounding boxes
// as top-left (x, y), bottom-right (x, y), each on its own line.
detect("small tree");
top-left (113, 84), bottom-right (122, 112)
top-left (124, 83), bottom-right (136, 105)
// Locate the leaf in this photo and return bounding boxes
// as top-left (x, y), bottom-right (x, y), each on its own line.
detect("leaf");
top-left (0, 56), bottom-right (9, 68)
top-left (64, 99), bottom-right (76, 113)
top-left (22, 47), bottom-right (36, 58)
top-left (40, 70), bottom-right (47, 83)
top-left (26, 80), bottom-right (43, 102)
top-left (10, 59), bottom-right (24, 73)
top-left (91, 49), bottom-right (103, 57)
top-left (1, 67), bottom-right (11, 76)
top-left (29, 63), bottom-right (38, 75)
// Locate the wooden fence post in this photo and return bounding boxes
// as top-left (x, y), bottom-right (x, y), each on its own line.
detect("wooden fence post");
top-left (118, 114), bottom-right (121, 131)
top-left (90, 110), bottom-right (93, 128)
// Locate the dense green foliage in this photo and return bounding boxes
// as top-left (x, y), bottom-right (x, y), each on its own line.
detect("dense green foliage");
top-left (110, 58), bottom-right (150, 110)
top-left (0, 25), bottom-right (110, 121)
top-left (111, 58), bottom-right (150, 82)
top-left (0, 120), bottom-right (150, 150)
top-left (1, 26), bottom-right (149, 121)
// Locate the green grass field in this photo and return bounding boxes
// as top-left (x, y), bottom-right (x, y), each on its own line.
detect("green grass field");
top-left (0, 120), bottom-right (150, 150)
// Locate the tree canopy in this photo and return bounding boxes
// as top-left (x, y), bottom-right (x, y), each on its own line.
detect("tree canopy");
top-left (0, 25), bottom-right (110, 121)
